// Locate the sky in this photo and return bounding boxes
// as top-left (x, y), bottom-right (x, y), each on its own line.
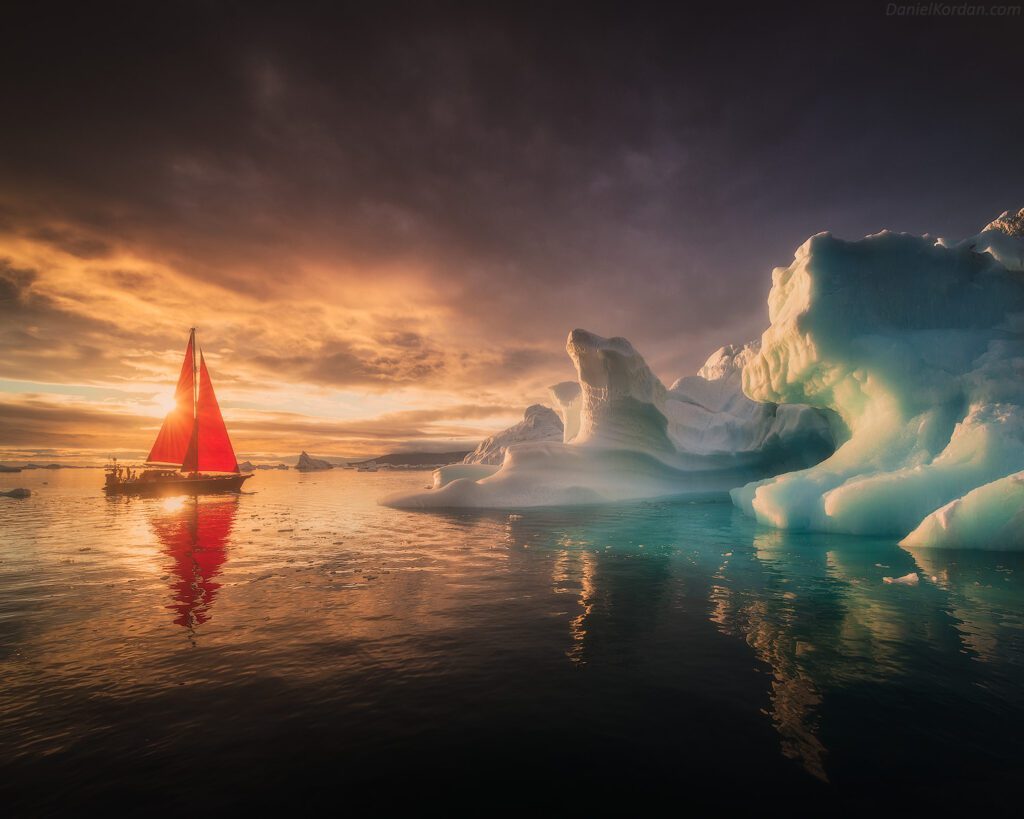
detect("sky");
top-left (1, 1), bottom-right (1022, 462)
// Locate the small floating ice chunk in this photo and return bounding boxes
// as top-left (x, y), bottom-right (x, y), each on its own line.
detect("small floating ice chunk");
top-left (883, 572), bottom-right (920, 586)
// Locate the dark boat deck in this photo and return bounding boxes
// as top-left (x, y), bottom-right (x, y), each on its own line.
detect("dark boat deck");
top-left (104, 472), bottom-right (252, 496)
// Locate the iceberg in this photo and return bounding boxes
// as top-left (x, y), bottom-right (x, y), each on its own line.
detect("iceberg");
top-left (383, 330), bottom-right (836, 509)
top-left (548, 381), bottom-right (582, 442)
top-left (666, 341), bottom-right (836, 472)
top-left (731, 209), bottom-right (1024, 545)
top-left (386, 207), bottom-right (1024, 546)
top-left (431, 404), bottom-right (562, 488)
top-left (463, 404), bottom-right (564, 465)
top-left (900, 471), bottom-right (1024, 551)
top-left (296, 451), bottom-right (334, 471)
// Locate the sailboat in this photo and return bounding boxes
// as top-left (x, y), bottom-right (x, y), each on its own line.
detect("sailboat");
top-left (104, 328), bottom-right (253, 495)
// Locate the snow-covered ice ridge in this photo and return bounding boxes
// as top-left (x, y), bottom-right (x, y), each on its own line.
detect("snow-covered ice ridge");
top-left (384, 329), bottom-right (836, 509)
top-left (463, 405), bottom-right (563, 465)
top-left (732, 209), bottom-right (1024, 549)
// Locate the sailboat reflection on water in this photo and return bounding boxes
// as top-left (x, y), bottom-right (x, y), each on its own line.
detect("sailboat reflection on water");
top-left (150, 495), bottom-right (238, 629)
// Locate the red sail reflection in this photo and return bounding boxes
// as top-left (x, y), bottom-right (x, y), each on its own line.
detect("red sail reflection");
top-left (149, 496), bottom-right (238, 629)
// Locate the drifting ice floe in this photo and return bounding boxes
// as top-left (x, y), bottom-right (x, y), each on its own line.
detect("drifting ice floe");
top-left (383, 330), bottom-right (835, 509)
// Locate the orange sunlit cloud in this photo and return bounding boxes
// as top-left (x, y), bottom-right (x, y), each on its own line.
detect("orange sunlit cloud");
top-left (0, 230), bottom-right (564, 461)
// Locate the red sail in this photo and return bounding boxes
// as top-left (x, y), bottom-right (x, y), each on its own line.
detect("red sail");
top-left (147, 336), bottom-right (196, 465)
top-left (181, 352), bottom-right (239, 474)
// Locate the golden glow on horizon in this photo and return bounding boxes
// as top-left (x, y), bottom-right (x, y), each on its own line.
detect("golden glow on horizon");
top-left (0, 229), bottom-right (557, 459)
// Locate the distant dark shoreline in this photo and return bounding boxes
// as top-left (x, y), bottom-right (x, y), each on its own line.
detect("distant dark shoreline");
top-left (0, 463), bottom-right (98, 471)
top-left (348, 450), bottom-right (470, 468)
top-left (0, 450), bottom-right (472, 472)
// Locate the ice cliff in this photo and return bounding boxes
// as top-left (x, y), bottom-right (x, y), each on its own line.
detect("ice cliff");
top-left (731, 209), bottom-right (1024, 547)
top-left (548, 381), bottom-right (582, 442)
top-left (383, 330), bottom-right (835, 509)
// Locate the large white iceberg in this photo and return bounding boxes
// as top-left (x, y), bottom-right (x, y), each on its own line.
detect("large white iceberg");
top-left (383, 330), bottom-right (835, 509)
top-left (731, 210), bottom-right (1024, 545)
top-left (386, 209), bottom-right (1024, 548)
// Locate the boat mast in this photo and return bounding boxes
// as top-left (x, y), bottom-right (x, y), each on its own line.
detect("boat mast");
top-left (191, 327), bottom-right (198, 473)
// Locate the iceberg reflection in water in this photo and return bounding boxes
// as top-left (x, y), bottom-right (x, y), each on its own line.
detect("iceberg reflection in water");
top-left (497, 503), bottom-right (1024, 787)
top-left (0, 470), bottom-right (1021, 809)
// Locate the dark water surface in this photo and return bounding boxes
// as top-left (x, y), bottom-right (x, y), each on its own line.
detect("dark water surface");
top-left (1, 469), bottom-right (1021, 811)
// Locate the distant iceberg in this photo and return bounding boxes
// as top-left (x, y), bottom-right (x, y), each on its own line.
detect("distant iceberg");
top-left (731, 209), bottom-right (1024, 546)
top-left (296, 451), bottom-right (333, 471)
top-left (383, 329), bottom-right (835, 509)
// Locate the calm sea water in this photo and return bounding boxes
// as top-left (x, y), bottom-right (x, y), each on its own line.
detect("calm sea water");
top-left (1, 468), bottom-right (1022, 811)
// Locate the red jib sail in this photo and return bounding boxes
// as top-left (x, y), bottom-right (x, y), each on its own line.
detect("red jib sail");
top-left (181, 353), bottom-right (240, 474)
top-left (147, 335), bottom-right (196, 465)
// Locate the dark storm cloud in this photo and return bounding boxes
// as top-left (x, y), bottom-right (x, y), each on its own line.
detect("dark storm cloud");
top-left (244, 331), bottom-right (563, 392)
top-left (0, 258), bottom-right (187, 384)
top-left (1, 0), bottom-right (1022, 385)
top-left (27, 227), bottom-right (113, 260)
top-left (251, 335), bottom-right (446, 388)
top-left (0, 260), bottom-right (36, 302)
top-left (0, 260), bottom-right (120, 381)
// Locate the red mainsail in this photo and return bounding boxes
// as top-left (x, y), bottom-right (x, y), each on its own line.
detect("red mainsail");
top-left (147, 335), bottom-right (196, 465)
top-left (181, 353), bottom-right (240, 474)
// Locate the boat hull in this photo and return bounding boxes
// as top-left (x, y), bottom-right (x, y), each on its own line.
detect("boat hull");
top-left (104, 473), bottom-right (253, 497)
